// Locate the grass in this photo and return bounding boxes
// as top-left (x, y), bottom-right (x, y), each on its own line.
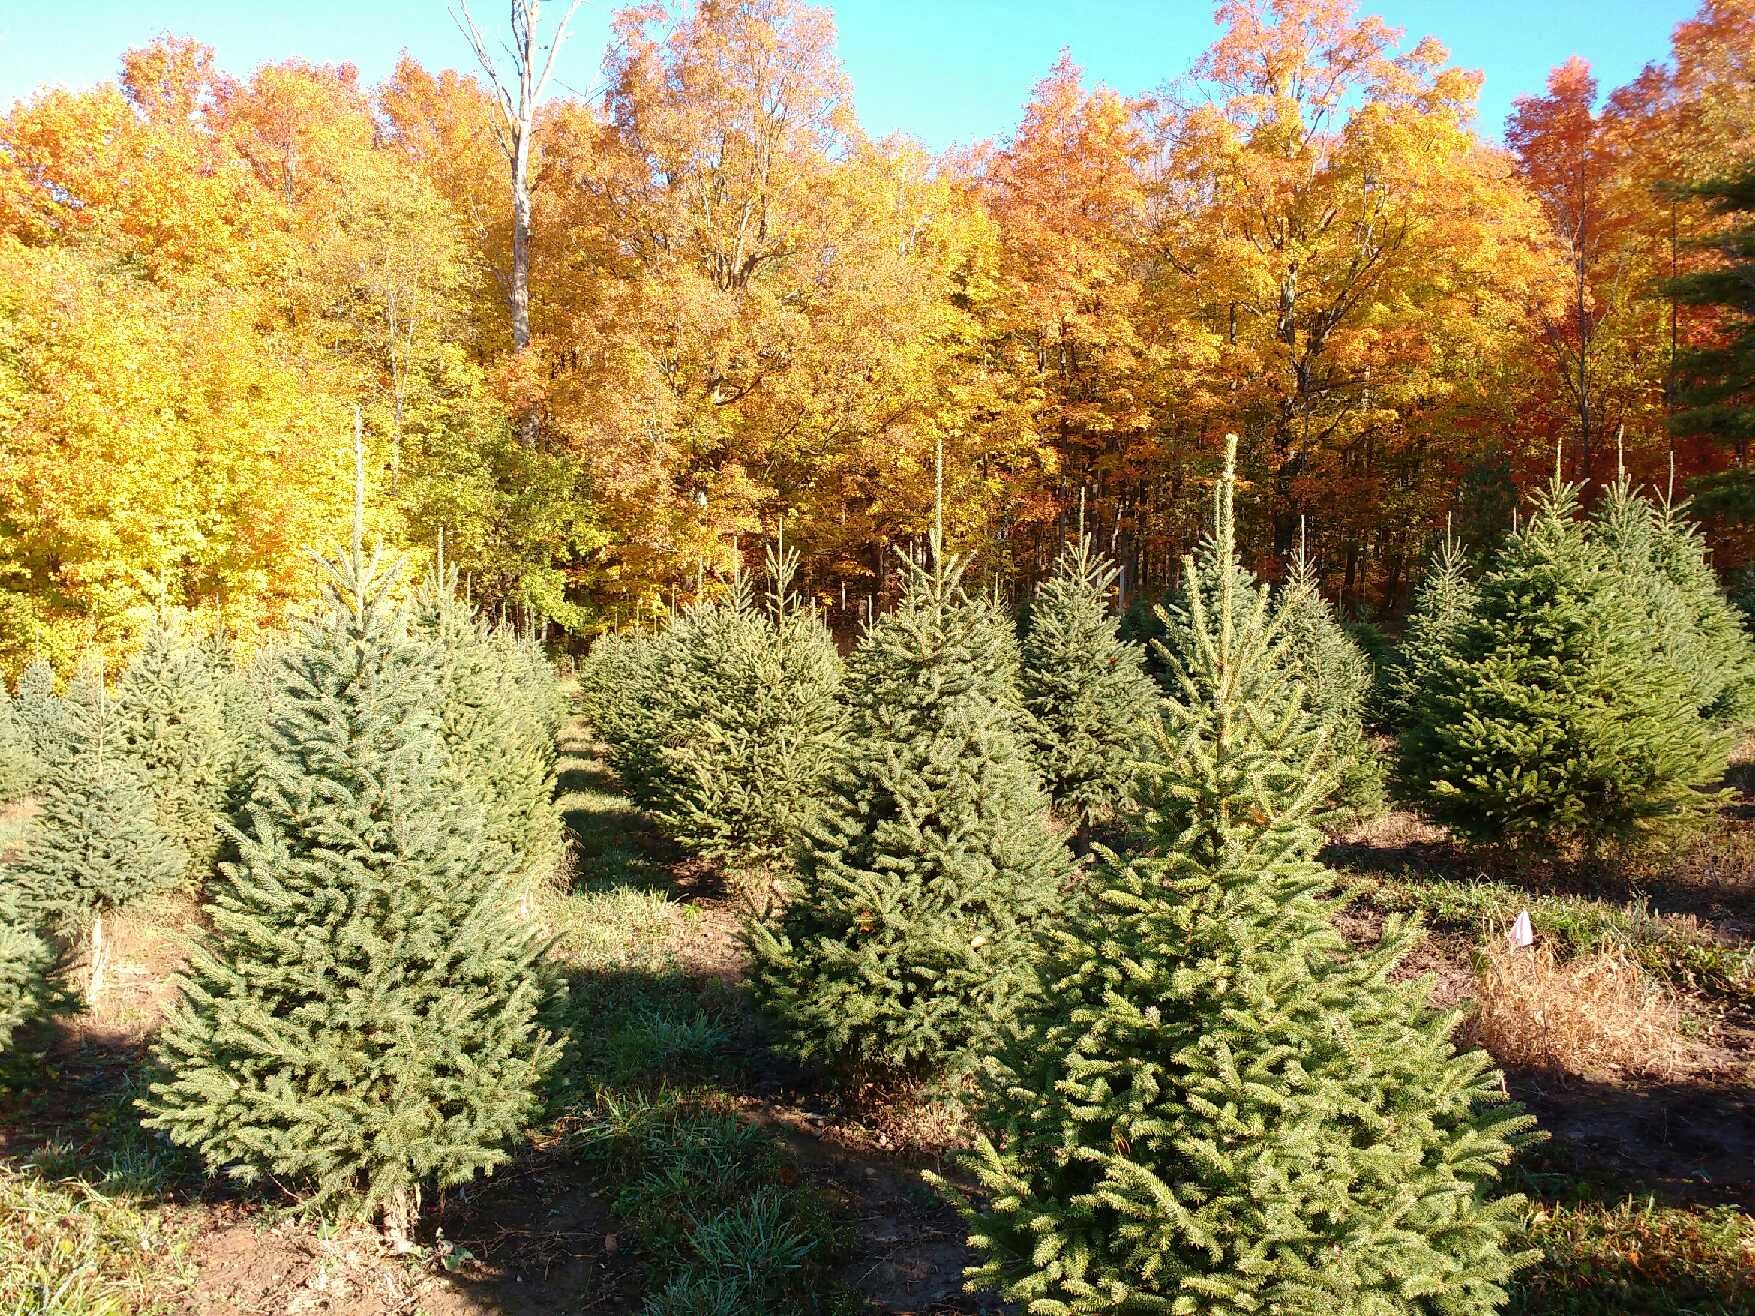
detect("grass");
top-left (1353, 874), bottom-right (1754, 1006)
top-left (1510, 1198), bottom-right (1755, 1315)
top-left (536, 721), bottom-right (858, 1315)
top-left (0, 1157), bottom-right (195, 1315)
top-left (1472, 941), bottom-right (1699, 1080)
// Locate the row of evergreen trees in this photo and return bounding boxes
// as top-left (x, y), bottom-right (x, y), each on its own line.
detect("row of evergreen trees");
top-left (1, 526), bottom-right (569, 1237)
top-left (581, 440), bottom-right (1551, 1309)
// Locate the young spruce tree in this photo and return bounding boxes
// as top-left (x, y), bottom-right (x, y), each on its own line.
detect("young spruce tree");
top-left (142, 479), bottom-right (559, 1238)
top-left (1019, 533), bottom-right (1159, 847)
top-left (415, 556), bottom-right (564, 882)
top-left (0, 684), bottom-right (37, 804)
top-left (117, 617), bottom-right (231, 880)
top-left (939, 438), bottom-right (1536, 1313)
top-left (746, 521), bottom-right (1069, 1079)
top-left (0, 882), bottom-right (60, 1058)
top-left (1275, 534), bottom-right (1385, 818)
top-left (654, 538), bottom-right (846, 872)
top-left (1385, 529), bottom-right (1479, 727)
top-left (10, 664), bottom-right (184, 922)
top-left (1401, 475), bottom-right (1729, 852)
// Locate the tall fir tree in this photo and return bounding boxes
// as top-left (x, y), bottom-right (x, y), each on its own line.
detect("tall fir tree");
top-left (1400, 476), bottom-right (1730, 852)
top-left (1385, 529), bottom-right (1479, 727)
top-left (9, 664), bottom-right (184, 922)
top-left (654, 539), bottom-right (846, 872)
top-left (116, 617), bottom-right (231, 880)
top-left (1275, 534), bottom-right (1385, 819)
top-left (745, 530), bottom-right (1070, 1079)
top-left (142, 472), bottom-right (559, 1237)
top-left (1019, 533), bottom-right (1159, 847)
top-left (415, 556), bottom-right (564, 883)
top-left (1663, 161), bottom-right (1755, 454)
top-left (937, 438), bottom-right (1536, 1313)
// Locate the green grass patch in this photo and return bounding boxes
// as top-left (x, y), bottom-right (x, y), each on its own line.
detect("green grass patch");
top-left (0, 1158), bottom-right (195, 1315)
top-left (568, 1089), bottom-right (853, 1316)
top-left (1510, 1198), bottom-right (1755, 1315)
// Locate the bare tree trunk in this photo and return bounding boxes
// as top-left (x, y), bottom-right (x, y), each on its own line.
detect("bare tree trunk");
top-left (453, 0), bottom-right (583, 361)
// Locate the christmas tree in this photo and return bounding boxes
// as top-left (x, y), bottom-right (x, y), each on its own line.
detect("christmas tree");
top-left (0, 684), bottom-right (37, 803)
top-left (654, 539), bottom-right (845, 873)
top-left (1275, 535), bottom-right (1385, 818)
top-left (116, 617), bottom-right (231, 879)
top-left (1401, 475), bottom-right (1730, 852)
top-left (1647, 493), bottom-right (1755, 728)
top-left (584, 622), bottom-right (688, 812)
top-left (0, 882), bottom-right (60, 1058)
top-left (415, 557), bottom-right (564, 883)
top-left (13, 660), bottom-right (61, 760)
top-left (142, 500), bottom-right (559, 1237)
top-left (10, 664), bottom-right (184, 922)
top-left (1385, 529), bottom-right (1479, 727)
top-left (939, 437), bottom-right (1536, 1313)
top-left (745, 528), bottom-right (1069, 1079)
top-left (1019, 533), bottom-right (1159, 847)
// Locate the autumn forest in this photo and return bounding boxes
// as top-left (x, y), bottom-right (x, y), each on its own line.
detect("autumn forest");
top-left (2, 0), bottom-right (1752, 664)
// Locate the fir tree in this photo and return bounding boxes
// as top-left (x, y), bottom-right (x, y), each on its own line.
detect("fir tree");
top-left (1663, 160), bottom-right (1755, 453)
top-left (1019, 534), bottom-right (1159, 846)
top-left (1648, 494), bottom-right (1755, 728)
top-left (1384, 531), bottom-right (1479, 727)
top-left (653, 540), bottom-right (846, 872)
top-left (0, 684), bottom-right (37, 804)
top-left (1401, 477), bottom-right (1730, 852)
top-left (142, 531), bottom-right (560, 1238)
top-left (938, 438), bottom-right (1536, 1313)
top-left (0, 882), bottom-right (60, 1058)
top-left (1275, 535), bottom-right (1385, 818)
top-left (584, 622), bottom-right (689, 812)
top-left (13, 660), bottom-right (61, 760)
top-left (10, 664), bottom-right (184, 922)
top-left (116, 617), bottom-right (231, 879)
top-left (745, 533), bottom-right (1069, 1079)
top-left (415, 559), bottom-right (564, 883)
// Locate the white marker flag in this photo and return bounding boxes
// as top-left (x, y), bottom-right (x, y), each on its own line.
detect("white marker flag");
top-left (1508, 909), bottom-right (1534, 950)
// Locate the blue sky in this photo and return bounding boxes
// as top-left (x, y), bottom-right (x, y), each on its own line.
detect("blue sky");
top-left (0, 1), bottom-right (1699, 147)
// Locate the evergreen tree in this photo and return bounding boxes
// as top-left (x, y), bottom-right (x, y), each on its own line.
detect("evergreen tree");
top-left (0, 684), bottom-right (37, 804)
top-left (0, 883), bottom-right (60, 1058)
top-left (1649, 495), bottom-right (1755, 728)
top-left (1384, 532), bottom-right (1480, 727)
top-left (142, 541), bottom-right (560, 1237)
top-left (13, 660), bottom-right (61, 760)
top-left (116, 618), bottom-right (231, 879)
top-left (745, 534), bottom-right (1069, 1079)
top-left (9, 664), bottom-right (184, 921)
top-left (938, 438), bottom-right (1536, 1313)
top-left (1663, 161), bottom-right (1755, 454)
top-left (1019, 534), bottom-right (1159, 846)
top-left (1275, 538), bottom-right (1385, 818)
top-left (583, 622), bottom-right (689, 811)
top-left (1155, 490), bottom-right (1370, 818)
top-left (1401, 477), bottom-right (1730, 852)
top-left (654, 542), bottom-right (846, 872)
top-left (415, 561), bottom-right (564, 883)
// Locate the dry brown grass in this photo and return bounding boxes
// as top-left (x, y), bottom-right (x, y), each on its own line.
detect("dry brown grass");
top-left (1470, 940), bottom-right (1702, 1081)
